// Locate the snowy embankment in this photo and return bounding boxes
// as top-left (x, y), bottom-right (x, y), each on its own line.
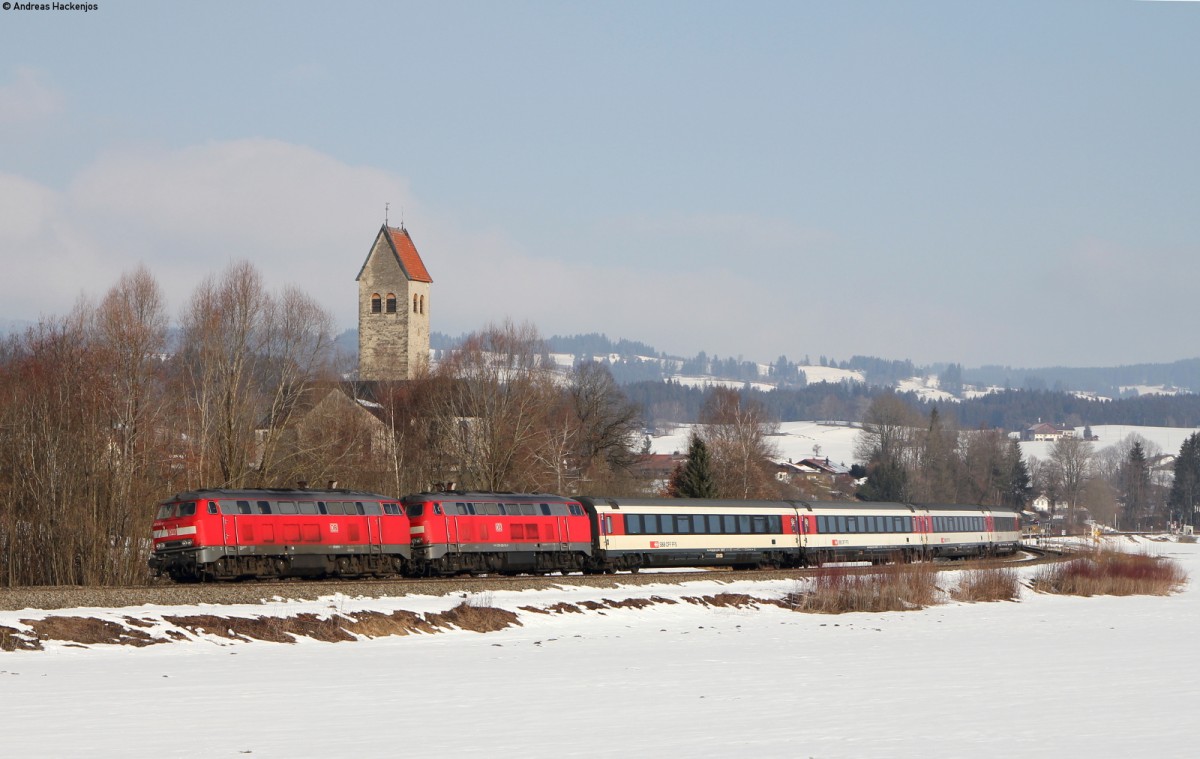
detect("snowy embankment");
top-left (1, 537), bottom-right (1196, 758)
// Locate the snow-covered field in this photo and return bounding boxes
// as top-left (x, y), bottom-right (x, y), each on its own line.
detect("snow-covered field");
top-left (651, 420), bottom-right (863, 467)
top-left (2, 537), bottom-right (1197, 758)
top-left (650, 422), bottom-right (1200, 471)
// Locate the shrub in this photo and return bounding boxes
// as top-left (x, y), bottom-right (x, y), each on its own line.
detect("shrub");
top-left (951, 568), bottom-right (1021, 603)
top-left (787, 564), bottom-right (939, 613)
top-left (1033, 550), bottom-right (1187, 597)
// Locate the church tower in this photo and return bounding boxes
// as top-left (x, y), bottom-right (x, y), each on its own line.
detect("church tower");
top-left (355, 224), bottom-right (433, 381)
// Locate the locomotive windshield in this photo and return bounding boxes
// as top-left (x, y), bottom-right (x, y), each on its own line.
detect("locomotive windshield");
top-left (155, 502), bottom-right (196, 520)
top-left (405, 504), bottom-right (424, 517)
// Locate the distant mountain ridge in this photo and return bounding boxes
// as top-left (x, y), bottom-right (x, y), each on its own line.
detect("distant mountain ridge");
top-left (403, 330), bottom-right (1200, 398)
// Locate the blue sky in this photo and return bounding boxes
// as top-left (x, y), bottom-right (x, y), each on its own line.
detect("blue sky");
top-left (1, 1), bottom-right (1197, 368)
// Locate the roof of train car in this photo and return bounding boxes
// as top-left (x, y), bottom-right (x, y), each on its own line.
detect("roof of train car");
top-left (578, 497), bottom-right (1018, 513)
top-left (165, 488), bottom-right (394, 501)
top-left (402, 492), bottom-right (579, 502)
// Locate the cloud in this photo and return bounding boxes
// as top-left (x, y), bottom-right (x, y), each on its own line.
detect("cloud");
top-left (0, 67), bottom-right (63, 124)
top-left (2, 139), bottom-right (425, 324)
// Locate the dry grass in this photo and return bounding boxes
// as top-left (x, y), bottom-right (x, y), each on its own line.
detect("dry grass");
top-left (1, 624), bottom-right (42, 651)
top-left (786, 564), bottom-right (940, 613)
top-left (23, 617), bottom-right (159, 647)
top-left (425, 602), bottom-right (521, 633)
top-left (1033, 550), bottom-right (1188, 597)
top-left (951, 568), bottom-right (1021, 603)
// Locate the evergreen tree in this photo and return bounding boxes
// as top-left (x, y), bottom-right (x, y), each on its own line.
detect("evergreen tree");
top-left (1121, 441), bottom-right (1150, 529)
top-left (668, 433), bottom-right (717, 498)
top-left (1169, 433), bottom-right (1200, 528)
top-left (1002, 439), bottom-right (1033, 509)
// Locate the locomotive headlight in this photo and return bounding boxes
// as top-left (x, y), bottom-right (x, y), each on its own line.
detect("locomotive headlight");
top-left (180, 538), bottom-right (194, 548)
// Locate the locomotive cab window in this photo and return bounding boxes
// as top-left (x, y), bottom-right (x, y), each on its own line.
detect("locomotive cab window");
top-left (155, 504), bottom-right (176, 520)
top-left (406, 504), bottom-right (425, 517)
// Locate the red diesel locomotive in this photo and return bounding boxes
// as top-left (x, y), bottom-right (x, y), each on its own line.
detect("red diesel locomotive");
top-left (403, 492), bottom-right (593, 575)
top-left (148, 488), bottom-right (410, 582)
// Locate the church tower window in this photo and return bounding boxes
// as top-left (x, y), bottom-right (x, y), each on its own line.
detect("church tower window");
top-left (386, 293), bottom-right (397, 313)
top-left (371, 293), bottom-right (382, 314)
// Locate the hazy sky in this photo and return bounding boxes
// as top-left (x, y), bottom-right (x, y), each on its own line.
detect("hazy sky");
top-left (1, 1), bottom-right (1197, 368)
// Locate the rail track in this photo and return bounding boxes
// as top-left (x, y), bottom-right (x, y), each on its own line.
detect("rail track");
top-left (0, 546), bottom-right (1071, 612)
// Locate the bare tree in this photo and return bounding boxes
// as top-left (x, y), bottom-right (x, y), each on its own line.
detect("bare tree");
top-left (1050, 435), bottom-right (1093, 529)
top-left (253, 285), bottom-right (337, 484)
top-left (699, 387), bottom-right (780, 499)
top-left (433, 321), bottom-right (559, 491)
top-left (177, 262), bottom-right (270, 486)
top-left (855, 393), bottom-right (921, 501)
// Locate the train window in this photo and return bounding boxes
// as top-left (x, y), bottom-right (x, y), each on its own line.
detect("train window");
top-left (769, 516), bottom-right (782, 533)
top-left (155, 504), bottom-right (175, 519)
top-left (277, 501), bottom-right (297, 515)
top-left (299, 502), bottom-right (318, 515)
top-left (644, 514), bottom-right (659, 533)
top-left (751, 516), bottom-right (766, 534)
top-left (256, 501), bottom-right (272, 514)
top-left (676, 515), bottom-right (691, 534)
top-left (496, 504), bottom-right (508, 515)
top-left (453, 503), bottom-right (467, 515)
top-left (733, 515), bottom-right (747, 534)
top-left (365, 503), bottom-right (383, 516)
top-left (626, 515), bottom-right (642, 534)
top-left (837, 516), bottom-right (847, 533)
top-left (568, 504), bottom-right (583, 516)
top-left (179, 502), bottom-right (196, 517)
top-left (207, 502), bottom-right (218, 515)
top-left (330, 502), bottom-right (346, 515)
top-left (816, 515), bottom-right (827, 533)
top-left (708, 514), bottom-right (723, 533)
top-left (540, 504), bottom-right (552, 516)
top-left (382, 504), bottom-right (399, 515)
top-left (405, 504), bottom-right (424, 517)
top-left (502, 503), bottom-right (518, 515)
top-left (481, 503), bottom-right (498, 516)
top-left (604, 516), bottom-right (612, 534)
top-left (317, 502), bottom-right (328, 514)
top-left (217, 502), bottom-right (234, 515)
top-left (520, 504), bottom-right (536, 516)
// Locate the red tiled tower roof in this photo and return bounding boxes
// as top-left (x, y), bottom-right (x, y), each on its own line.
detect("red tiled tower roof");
top-left (386, 225), bottom-right (432, 283)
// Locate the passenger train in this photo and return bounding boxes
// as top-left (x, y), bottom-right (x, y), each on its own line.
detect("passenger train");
top-left (149, 488), bottom-right (1022, 582)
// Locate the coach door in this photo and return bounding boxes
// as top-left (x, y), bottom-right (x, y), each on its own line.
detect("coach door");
top-left (796, 515), bottom-right (809, 549)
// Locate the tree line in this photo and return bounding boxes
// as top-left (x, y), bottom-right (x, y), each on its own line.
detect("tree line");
top-left (0, 264), bottom-right (788, 586)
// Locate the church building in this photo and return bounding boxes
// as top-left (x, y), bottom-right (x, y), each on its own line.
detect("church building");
top-left (355, 224), bottom-right (433, 381)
